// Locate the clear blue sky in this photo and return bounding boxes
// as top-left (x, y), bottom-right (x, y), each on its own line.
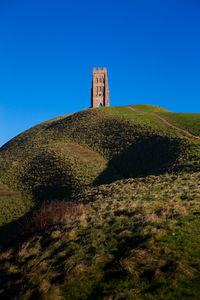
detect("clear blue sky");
top-left (1, 0), bottom-right (200, 146)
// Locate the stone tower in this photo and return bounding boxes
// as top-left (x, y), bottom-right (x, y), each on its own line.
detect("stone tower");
top-left (91, 67), bottom-right (110, 108)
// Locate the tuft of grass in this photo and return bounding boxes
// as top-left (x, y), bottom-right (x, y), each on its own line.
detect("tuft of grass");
top-left (21, 200), bottom-right (85, 237)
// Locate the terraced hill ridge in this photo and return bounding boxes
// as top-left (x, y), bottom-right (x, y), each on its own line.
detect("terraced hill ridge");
top-left (0, 105), bottom-right (200, 299)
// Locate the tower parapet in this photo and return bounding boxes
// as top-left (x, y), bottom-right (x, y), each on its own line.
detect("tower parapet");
top-left (91, 67), bottom-right (110, 108)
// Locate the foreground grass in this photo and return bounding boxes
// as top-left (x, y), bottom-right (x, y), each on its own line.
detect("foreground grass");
top-left (0, 171), bottom-right (200, 299)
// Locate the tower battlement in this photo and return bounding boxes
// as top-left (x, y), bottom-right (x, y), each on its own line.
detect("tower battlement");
top-left (91, 68), bottom-right (110, 108)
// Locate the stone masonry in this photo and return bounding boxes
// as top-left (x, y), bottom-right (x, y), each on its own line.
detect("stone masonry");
top-left (91, 67), bottom-right (110, 108)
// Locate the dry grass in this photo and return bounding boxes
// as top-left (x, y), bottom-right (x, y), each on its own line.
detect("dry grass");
top-left (21, 200), bottom-right (85, 236)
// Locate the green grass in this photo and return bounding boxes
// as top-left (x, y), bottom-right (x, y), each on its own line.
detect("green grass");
top-left (158, 112), bottom-right (200, 136)
top-left (0, 104), bottom-right (200, 299)
top-left (0, 181), bottom-right (31, 226)
top-left (0, 171), bottom-right (200, 299)
top-left (129, 104), bottom-right (200, 136)
top-left (131, 104), bottom-right (171, 113)
top-left (106, 106), bottom-right (178, 136)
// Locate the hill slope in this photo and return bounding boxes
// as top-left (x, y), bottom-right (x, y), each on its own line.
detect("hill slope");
top-left (1, 106), bottom-right (199, 206)
top-left (0, 105), bottom-right (200, 299)
top-left (131, 104), bottom-right (200, 136)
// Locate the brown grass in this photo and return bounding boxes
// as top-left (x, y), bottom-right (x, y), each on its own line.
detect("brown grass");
top-left (21, 200), bottom-right (85, 236)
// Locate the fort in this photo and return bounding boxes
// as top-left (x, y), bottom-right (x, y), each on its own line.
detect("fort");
top-left (91, 67), bottom-right (110, 108)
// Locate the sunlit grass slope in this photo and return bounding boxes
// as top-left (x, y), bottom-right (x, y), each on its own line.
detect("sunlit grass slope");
top-left (0, 105), bottom-right (200, 299)
top-left (131, 104), bottom-right (171, 113)
top-left (131, 104), bottom-right (200, 136)
top-left (158, 113), bottom-right (200, 136)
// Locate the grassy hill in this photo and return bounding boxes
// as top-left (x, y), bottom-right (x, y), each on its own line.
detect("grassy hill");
top-left (0, 105), bottom-right (200, 299)
top-left (131, 104), bottom-right (200, 136)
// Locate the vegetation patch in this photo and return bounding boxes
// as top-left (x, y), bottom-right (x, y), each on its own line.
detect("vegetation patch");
top-left (21, 200), bottom-right (85, 237)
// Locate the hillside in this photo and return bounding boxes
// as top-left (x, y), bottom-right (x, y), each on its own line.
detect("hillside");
top-left (131, 105), bottom-right (200, 136)
top-left (0, 105), bottom-right (200, 299)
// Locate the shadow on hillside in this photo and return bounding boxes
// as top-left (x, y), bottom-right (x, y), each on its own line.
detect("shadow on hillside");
top-left (19, 151), bottom-right (82, 203)
top-left (0, 212), bottom-right (34, 249)
top-left (94, 135), bottom-right (182, 185)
